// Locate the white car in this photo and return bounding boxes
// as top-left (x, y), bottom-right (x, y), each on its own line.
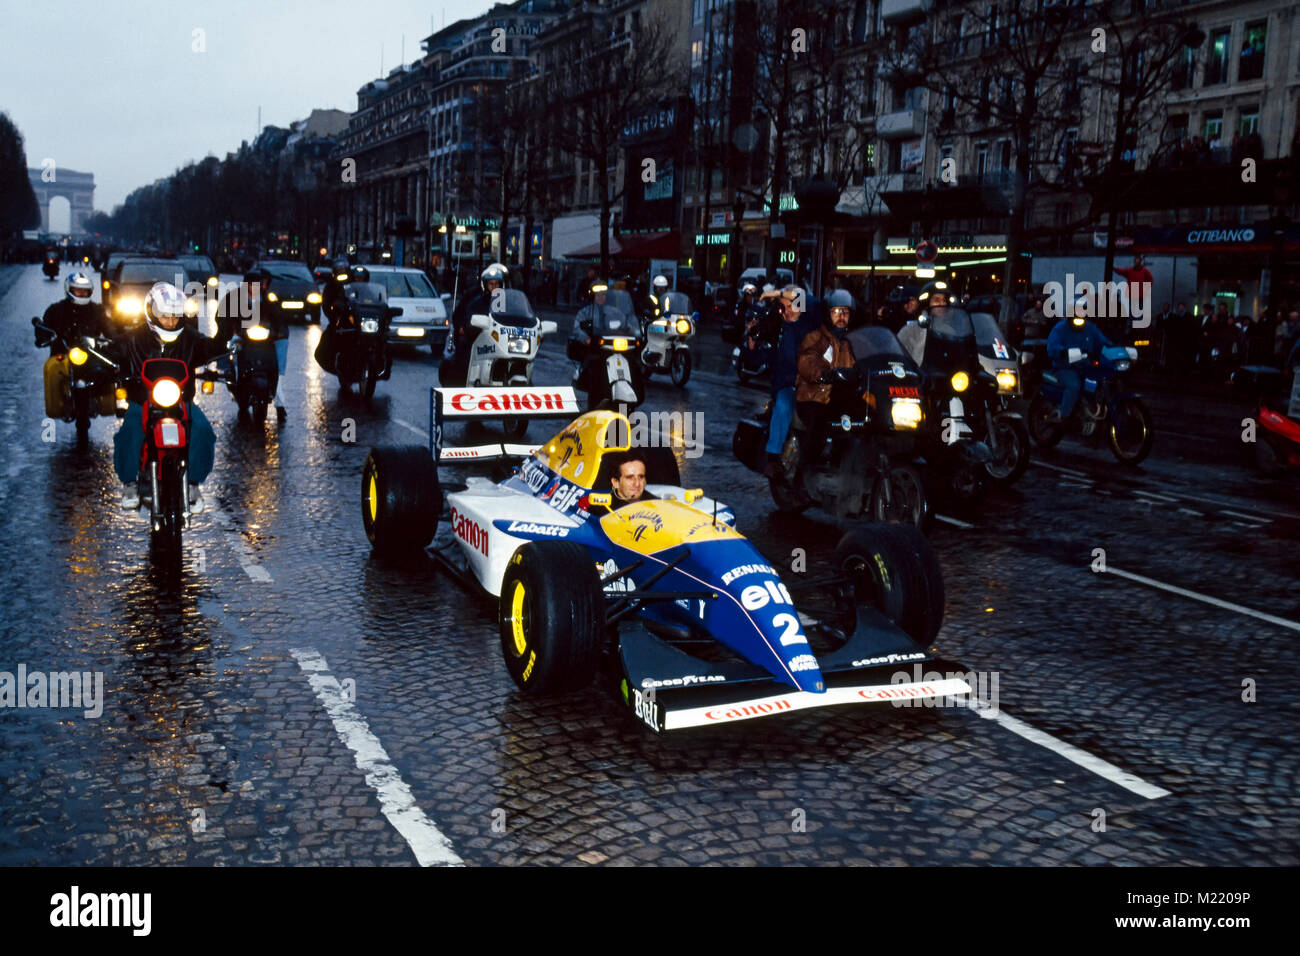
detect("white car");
top-left (364, 265), bottom-right (450, 353)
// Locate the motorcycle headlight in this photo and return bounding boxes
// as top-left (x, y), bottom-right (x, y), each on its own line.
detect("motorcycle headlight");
top-left (996, 370), bottom-right (1018, 393)
top-left (1114, 360), bottom-right (1131, 372)
top-left (116, 296), bottom-right (142, 317)
top-left (246, 325), bottom-right (270, 341)
top-left (68, 347), bottom-right (89, 366)
top-left (951, 371), bottom-right (970, 393)
top-left (508, 336), bottom-right (530, 354)
top-left (267, 291), bottom-right (278, 303)
top-left (611, 338), bottom-right (629, 351)
top-left (307, 292), bottom-right (322, 304)
top-left (151, 379), bottom-right (181, 407)
top-left (890, 398), bottom-right (923, 429)
top-left (206, 276), bottom-right (218, 287)
top-left (360, 318), bottom-right (380, 334)
top-left (675, 318), bottom-right (692, 335)
top-left (184, 298), bottom-right (199, 317)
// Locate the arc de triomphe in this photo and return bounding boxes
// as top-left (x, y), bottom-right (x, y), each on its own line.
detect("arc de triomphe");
top-left (28, 167), bottom-right (96, 235)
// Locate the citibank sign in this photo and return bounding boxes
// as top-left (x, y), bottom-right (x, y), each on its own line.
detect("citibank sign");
top-left (1188, 228), bottom-right (1255, 243)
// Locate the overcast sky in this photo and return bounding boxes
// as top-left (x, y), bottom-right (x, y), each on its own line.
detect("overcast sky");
top-left (2, 0), bottom-right (485, 215)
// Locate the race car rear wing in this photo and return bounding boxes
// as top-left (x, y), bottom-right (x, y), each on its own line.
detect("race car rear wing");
top-left (429, 385), bottom-right (581, 464)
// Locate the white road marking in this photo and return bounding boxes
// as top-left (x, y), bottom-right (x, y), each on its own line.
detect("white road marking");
top-left (1176, 507), bottom-right (1202, 517)
top-left (1033, 461), bottom-right (1088, 477)
top-left (1219, 509), bottom-right (1270, 523)
top-left (934, 514), bottom-right (975, 528)
top-left (290, 648), bottom-right (463, 867)
top-left (1133, 490), bottom-right (1178, 503)
top-left (1101, 566), bottom-right (1300, 634)
top-left (391, 418), bottom-right (428, 441)
top-left (971, 704), bottom-right (1171, 800)
top-left (206, 502), bottom-right (273, 583)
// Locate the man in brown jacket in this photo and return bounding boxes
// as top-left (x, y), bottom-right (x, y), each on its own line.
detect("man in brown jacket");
top-left (794, 289), bottom-right (856, 464)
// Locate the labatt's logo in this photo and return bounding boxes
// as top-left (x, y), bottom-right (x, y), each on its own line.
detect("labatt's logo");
top-left (450, 507), bottom-right (489, 555)
top-left (449, 390), bottom-right (568, 413)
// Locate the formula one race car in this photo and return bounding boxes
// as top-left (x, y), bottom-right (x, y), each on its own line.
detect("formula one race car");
top-left (361, 386), bottom-right (970, 733)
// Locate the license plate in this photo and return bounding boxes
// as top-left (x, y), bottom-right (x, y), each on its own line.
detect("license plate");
top-left (396, 327), bottom-right (424, 337)
top-left (281, 301), bottom-right (303, 309)
top-left (159, 421), bottom-right (182, 447)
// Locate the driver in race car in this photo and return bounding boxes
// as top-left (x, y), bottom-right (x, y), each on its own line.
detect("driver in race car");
top-left (585, 450), bottom-right (658, 517)
top-left (1045, 295), bottom-right (1115, 423)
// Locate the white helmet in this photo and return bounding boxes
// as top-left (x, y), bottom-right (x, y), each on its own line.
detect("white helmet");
top-left (652, 275), bottom-right (669, 292)
top-left (64, 272), bottom-right (95, 306)
top-left (145, 282), bottom-right (186, 342)
top-left (480, 262), bottom-right (509, 293)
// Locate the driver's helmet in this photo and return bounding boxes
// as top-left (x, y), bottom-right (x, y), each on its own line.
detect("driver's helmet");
top-left (64, 272), bottom-right (94, 306)
top-left (590, 279), bottom-right (609, 300)
top-left (480, 262), bottom-right (509, 293)
top-left (918, 280), bottom-right (949, 308)
top-left (1071, 294), bottom-right (1092, 326)
top-left (740, 282), bottom-right (757, 298)
top-left (332, 259), bottom-right (352, 282)
top-left (651, 275), bottom-right (668, 293)
top-left (826, 288), bottom-right (854, 324)
top-left (349, 265), bottom-right (370, 284)
top-left (144, 282), bottom-right (187, 342)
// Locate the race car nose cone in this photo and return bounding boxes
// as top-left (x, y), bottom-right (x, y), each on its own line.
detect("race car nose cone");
top-left (785, 654), bottom-right (826, 693)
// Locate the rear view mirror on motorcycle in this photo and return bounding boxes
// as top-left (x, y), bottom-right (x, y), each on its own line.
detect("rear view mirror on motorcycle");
top-left (540, 320), bottom-right (557, 336)
top-left (470, 314), bottom-right (491, 330)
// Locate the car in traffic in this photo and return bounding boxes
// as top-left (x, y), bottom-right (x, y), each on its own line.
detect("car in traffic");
top-left (363, 265), bottom-right (450, 353)
top-left (360, 387), bottom-right (968, 733)
top-left (251, 259), bottom-right (322, 322)
top-left (106, 256), bottom-right (198, 329)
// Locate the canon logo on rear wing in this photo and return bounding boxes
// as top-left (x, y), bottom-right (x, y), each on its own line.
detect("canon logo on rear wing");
top-left (440, 387), bottom-right (579, 415)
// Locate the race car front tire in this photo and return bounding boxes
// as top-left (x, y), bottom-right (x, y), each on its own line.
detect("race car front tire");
top-left (499, 541), bottom-right (605, 695)
top-left (362, 446), bottom-right (441, 555)
top-left (834, 523), bottom-right (945, 648)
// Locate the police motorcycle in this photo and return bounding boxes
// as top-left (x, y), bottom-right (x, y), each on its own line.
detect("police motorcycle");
top-left (329, 280), bottom-right (400, 400)
top-left (640, 290), bottom-right (695, 387)
top-left (1027, 329), bottom-right (1153, 466)
top-left (731, 286), bottom-right (777, 383)
top-left (31, 318), bottom-right (120, 439)
top-left (43, 253), bottom-right (60, 280)
top-left (898, 295), bottom-right (994, 511)
top-left (962, 309), bottom-right (1032, 486)
top-left (569, 284), bottom-right (645, 410)
top-left (203, 320), bottom-right (279, 425)
top-left (463, 288), bottom-right (558, 439)
top-left (734, 324), bottom-right (931, 530)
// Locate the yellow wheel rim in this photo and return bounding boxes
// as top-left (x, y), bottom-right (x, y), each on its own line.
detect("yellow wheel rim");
top-left (366, 472), bottom-right (378, 524)
top-left (510, 581), bottom-right (528, 656)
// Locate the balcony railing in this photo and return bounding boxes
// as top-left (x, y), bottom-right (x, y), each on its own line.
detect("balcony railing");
top-left (877, 109), bottom-right (925, 139)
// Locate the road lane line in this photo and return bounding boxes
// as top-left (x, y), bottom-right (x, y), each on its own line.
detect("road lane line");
top-left (934, 514), bottom-right (974, 528)
top-left (1032, 462), bottom-right (1088, 477)
top-left (1176, 507), bottom-right (1202, 517)
top-left (391, 418), bottom-right (428, 440)
top-left (1102, 566), bottom-right (1300, 634)
top-left (206, 502), bottom-right (273, 583)
top-left (1220, 509), bottom-right (1270, 523)
top-left (290, 647), bottom-right (463, 866)
top-left (1133, 490), bottom-right (1178, 502)
top-left (972, 705), bottom-right (1171, 800)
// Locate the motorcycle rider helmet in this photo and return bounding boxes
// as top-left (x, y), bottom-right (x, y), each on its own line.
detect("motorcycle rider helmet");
top-left (480, 262), bottom-right (509, 294)
top-left (741, 283), bottom-right (757, 298)
top-left (64, 272), bottom-right (95, 306)
top-left (144, 282), bottom-right (187, 343)
top-left (651, 275), bottom-right (669, 293)
top-left (918, 281), bottom-right (949, 308)
top-left (1072, 294), bottom-right (1092, 327)
top-left (349, 265), bottom-right (370, 284)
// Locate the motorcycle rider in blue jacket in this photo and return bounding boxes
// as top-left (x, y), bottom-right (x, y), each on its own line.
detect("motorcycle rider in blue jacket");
top-left (1046, 299), bottom-right (1114, 422)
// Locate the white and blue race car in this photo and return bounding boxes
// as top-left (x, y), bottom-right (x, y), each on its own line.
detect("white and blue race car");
top-left (361, 386), bottom-right (970, 733)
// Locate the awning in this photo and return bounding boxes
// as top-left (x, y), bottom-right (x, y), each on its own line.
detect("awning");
top-left (565, 231), bottom-right (680, 260)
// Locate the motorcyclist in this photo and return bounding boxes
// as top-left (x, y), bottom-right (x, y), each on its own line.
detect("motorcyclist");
top-left (794, 289), bottom-right (856, 466)
top-left (763, 285), bottom-right (820, 476)
top-left (737, 283), bottom-right (763, 341)
top-left (897, 281), bottom-right (950, 367)
top-left (1045, 295), bottom-right (1115, 423)
top-left (442, 262), bottom-right (508, 387)
top-left (314, 261), bottom-right (353, 374)
top-left (244, 268), bottom-right (290, 420)
top-left (35, 272), bottom-right (112, 418)
top-left (646, 274), bottom-right (669, 320)
top-left (877, 284), bottom-right (921, 333)
top-left (111, 283), bottom-right (228, 514)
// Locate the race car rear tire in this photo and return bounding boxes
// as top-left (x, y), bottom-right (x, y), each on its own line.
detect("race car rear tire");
top-left (362, 446), bottom-right (441, 555)
top-left (834, 523), bottom-right (945, 647)
top-left (499, 541), bottom-right (605, 695)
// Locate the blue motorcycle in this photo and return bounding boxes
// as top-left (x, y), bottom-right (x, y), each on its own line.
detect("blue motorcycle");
top-left (1027, 345), bottom-right (1154, 464)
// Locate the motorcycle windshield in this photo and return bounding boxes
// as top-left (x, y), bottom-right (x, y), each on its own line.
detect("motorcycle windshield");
top-left (659, 292), bottom-right (692, 317)
top-left (489, 289), bottom-right (538, 329)
top-left (927, 306), bottom-right (975, 341)
top-left (971, 311), bottom-right (1016, 362)
top-left (847, 325), bottom-right (908, 361)
top-left (346, 282), bottom-right (386, 306)
top-left (592, 304), bottom-right (640, 338)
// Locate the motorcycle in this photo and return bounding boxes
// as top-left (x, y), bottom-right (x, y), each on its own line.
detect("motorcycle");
top-left (31, 317), bottom-right (122, 438)
top-left (733, 325), bottom-right (931, 530)
top-left (134, 357), bottom-right (197, 568)
top-left (327, 281), bottom-right (398, 399)
top-left (640, 291), bottom-right (695, 387)
top-left (463, 289), bottom-right (557, 439)
top-left (569, 288), bottom-right (645, 410)
top-left (206, 322), bottom-right (279, 425)
top-left (1027, 344), bottom-right (1154, 465)
top-left (902, 307), bottom-right (995, 511)
top-left (42, 256), bottom-right (59, 280)
top-left (968, 310), bottom-right (1032, 486)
